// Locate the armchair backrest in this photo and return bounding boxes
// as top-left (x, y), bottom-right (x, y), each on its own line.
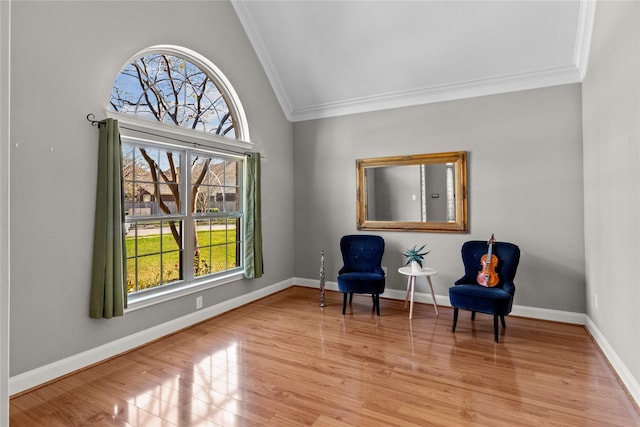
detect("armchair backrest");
top-left (339, 235), bottom-right (385, 274)
top-left (459, 240), bottom-right (520, 289)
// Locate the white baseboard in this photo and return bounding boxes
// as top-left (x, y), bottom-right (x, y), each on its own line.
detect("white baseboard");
top-left (510, 304), bottom-right (586, 324)
top-left (585, 316), bottom-right (640, 408)
top-left (10, 277), bottom-right (639, 414)
top-left (9, 278), bottom-right (293, 396)
top-left (295, 277), bottom-right (586, 325)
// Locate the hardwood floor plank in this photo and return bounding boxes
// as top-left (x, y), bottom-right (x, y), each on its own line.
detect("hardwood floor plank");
top-left (10, 287), bottom-right (640, 426)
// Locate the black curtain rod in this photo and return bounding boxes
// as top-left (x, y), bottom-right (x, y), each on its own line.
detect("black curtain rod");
top-left (85, 113), bottom-right (254, 157)
top-left (86, 113), bottom-right (105, 127)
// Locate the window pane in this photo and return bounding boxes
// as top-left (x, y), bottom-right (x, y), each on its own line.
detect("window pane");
top-left (210, 244), bottom-right (227, 273)
top-left (194, 219), bottom-right (212, 278)
top-left (162, 254), bottom-right (181, 284)
top-left (136, 222), bottom-right (162, 256)
top-left (126, 220), bottom-right (184, 293)
top-left (134, 147), bottom-right (157, 183)
top-left (194, 187), bottom-right (213, 214)
top-left (126, 258), bottom-right (137, 294)
top-left (192, 217), bottom-right (240, 278)
top-left (161, 221), bottom-right (181, 252)
top-left (159, 183), bottom-right (180, 214)
top-left (124, 190), bottom-right (135, 217)
top-left (228, 242), bottom-right (240, 268)
top-left (210, 186), bottom-right (224, 213)
top-left (136, 253), bottom-right (162, 291)
top-left (195, 247), bottom-right (211, 278)
top-left (191, 155), bottom-right (210, 185)
top-left (227, 219), bottom-right (239, 243)
top-left (225, 160), bottom-right (238, 186)
top-left (110, 54), bottom-right (237, 139)
top-left (207, 241), bottom-right (239, 273)
top-left (124, 144), bottom-right (183, 218)
top-left (191, 153), bottom-right (241, 216)
top-left (222, 186), bottom-right (239, 212)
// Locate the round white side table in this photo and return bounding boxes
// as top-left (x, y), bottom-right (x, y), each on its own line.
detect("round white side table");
top-left (397, 266), bottom-right (439, 319)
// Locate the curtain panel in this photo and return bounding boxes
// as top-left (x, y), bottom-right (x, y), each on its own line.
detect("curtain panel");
top-left (89, 118), bottom-right (127, 318)
top-left (244, 152), bottom-right (263, 279)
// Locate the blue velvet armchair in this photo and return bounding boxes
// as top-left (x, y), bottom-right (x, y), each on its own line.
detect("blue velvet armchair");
top-left (337, 235), bottom-right (386, 316)
top-left (449, 240), bottom-right (520, 342)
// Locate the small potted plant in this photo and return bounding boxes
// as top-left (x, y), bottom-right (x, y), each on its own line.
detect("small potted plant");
top-left (403, 244), bottom-right (430, 272)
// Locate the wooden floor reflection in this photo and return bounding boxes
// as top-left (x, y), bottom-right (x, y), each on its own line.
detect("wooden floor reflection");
top-left (10, 286), bottom-right (640, 426)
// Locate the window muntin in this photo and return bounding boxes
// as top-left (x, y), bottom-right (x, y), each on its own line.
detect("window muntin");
top-left (110, 54), bottom-right (236, 139)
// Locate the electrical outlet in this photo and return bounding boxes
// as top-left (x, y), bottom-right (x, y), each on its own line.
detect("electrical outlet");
top-left (196, 296), bottom-right (203, 310)
top-left (594, 293), bottom-right (598, 310)
top-left (382, 266), bottom-right (388, 275)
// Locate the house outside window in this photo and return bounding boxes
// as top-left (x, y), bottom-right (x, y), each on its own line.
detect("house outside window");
top-left (109, 45), bottom-right (252, 306)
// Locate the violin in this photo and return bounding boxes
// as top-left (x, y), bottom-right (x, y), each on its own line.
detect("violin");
top-left (477, 234), bottom-right (499, 287)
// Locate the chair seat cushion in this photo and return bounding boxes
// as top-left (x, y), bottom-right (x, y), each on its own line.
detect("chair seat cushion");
top-left (337, 272), bottom-right (385, 294)
top-left (449, 284), bottom-right (513, 316)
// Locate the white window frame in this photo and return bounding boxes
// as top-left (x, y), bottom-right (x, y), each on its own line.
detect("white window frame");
top-left (106, 45), bottom-right (253, 311)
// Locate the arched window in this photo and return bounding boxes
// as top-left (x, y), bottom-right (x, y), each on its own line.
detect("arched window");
top-left (109, 45), bottom-right (249, 141)
top-left (109, 46), bottom-right (251, 305)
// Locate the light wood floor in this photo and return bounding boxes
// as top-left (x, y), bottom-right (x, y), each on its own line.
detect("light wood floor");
top-left (10, 286), bottom-right (640, 426)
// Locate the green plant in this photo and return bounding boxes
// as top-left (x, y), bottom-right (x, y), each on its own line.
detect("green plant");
top-left (403, 244), bottom-right (430, 268)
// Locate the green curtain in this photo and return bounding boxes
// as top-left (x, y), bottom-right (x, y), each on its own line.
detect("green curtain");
top-left (90, 119), bottom-right (127, 318)
top-left (244, 152), bottom-right (263, 278)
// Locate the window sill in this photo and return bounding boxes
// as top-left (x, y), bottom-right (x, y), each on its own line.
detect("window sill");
top-left (125, 270), bottom-right (245, 313)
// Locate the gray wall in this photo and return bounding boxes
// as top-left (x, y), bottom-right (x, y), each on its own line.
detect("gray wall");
top-left (9, 1), bottom-right (294, 376)
top-left (294, 84), bottom-right (585, 313)
top-left (0, 1), bottom-right (10, 423)
top-left (582, 1), bottom-right (640, 389)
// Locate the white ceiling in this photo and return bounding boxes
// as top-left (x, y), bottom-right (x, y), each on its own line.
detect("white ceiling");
top-left (232, 1), bottom-right (595, 122)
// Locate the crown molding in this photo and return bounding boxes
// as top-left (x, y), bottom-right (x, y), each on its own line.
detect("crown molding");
top-left (233, 1), bottom-right (587, 123)
top-left (574, 0), bottom-right (597, 81)
top-left (290, 66), bottom-right (581, 122)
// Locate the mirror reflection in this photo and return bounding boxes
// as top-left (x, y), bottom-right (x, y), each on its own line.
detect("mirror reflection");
top-left (366, 163), bottom-right (456, 222)
top-left (356, 151), bottom-right (467, 233)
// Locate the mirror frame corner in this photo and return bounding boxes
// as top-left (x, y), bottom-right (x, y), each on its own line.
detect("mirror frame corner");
top-left (356, 151), bottom-right (468, 233)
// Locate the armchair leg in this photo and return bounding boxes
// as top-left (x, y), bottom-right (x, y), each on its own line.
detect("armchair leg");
top-left (342, 293), bottom-right (348, 315)
top-left (452, 307), bottom-right (459, 332)
top-left (471, 311), bottom-right (476, 321)
top-left (493, 315), bottom-right (499, 343)
top-left (374, 294), bottom-right (380, 316)
top-left (500, 315), bottom-right (506, 329)
top-left (349, 293), bottom-right (354, 303)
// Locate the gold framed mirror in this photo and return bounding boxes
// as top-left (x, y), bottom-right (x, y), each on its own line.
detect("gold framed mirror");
top-left (356, 151), bottom-right (467, 233)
